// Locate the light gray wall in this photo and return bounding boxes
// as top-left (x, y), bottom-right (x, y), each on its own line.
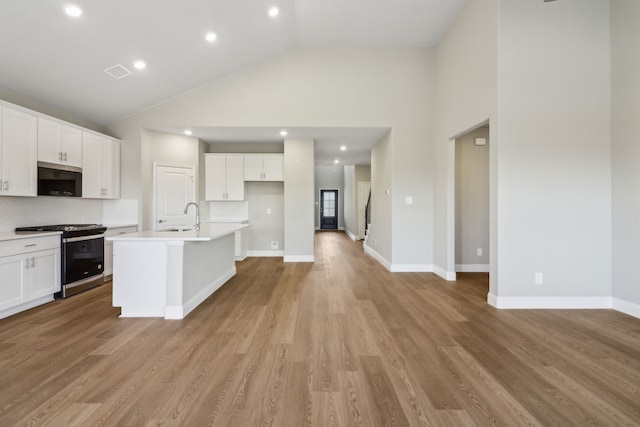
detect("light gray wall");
top-left (0, 88), bottom-right (107, 134)
top-left (455, 127), bottom-right (489, 267)
top-left (284, 138), bottom-right (315, 260)
top-left (368, 131), bottom-right (393, 261)
top-left (497, 0), bottom-right (611, 299)
top-left (314, 165), bottom-right (344, 229)
top-left (107, 47), bottom-right (435, 267)
top-left (612, 0), bottom-right (640, 308)
top-left (434, 0), bottom-right (498, 281)
top-left (342, 165), bottom-right (371, 239)
top-left (246, 181), bottom-right (284, 251)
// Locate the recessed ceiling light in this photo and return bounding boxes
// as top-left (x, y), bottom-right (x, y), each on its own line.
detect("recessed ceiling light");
top-left (268, 7), bottom-right (279, 17)
top-left (64, 5), bottom-right (82, 17)
top-left (205, 32), bottom-right (217, 43)
top-left (280, 130), bottom-right (288, 136)
top-left (184, 130), bottom-right (193, 136)
top-left (340, 145), bottom-right (347, 151)
top-left (334, 159), bottom-right (340, 164)
top-left (133, 60), bottom-right (146, 70)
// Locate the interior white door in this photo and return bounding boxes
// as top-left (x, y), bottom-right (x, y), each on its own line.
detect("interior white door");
top-left (154, 164), bottom-right (196, 230)
top-left (357, 181), bottom-right (371, 240)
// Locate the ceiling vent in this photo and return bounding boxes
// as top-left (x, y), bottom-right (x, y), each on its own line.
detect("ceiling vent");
top-left (104, 64), bottom-right (132, 80)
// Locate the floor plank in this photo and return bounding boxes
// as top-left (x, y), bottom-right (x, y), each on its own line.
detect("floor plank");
top-left (1, 231), bottom-right (639, 426)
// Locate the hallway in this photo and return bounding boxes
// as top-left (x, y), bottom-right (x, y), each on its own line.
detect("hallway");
top-left (0, 231), bottom-right (639, 426)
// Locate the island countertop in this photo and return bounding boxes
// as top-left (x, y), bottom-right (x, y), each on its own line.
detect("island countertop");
top-left (107, 222), bottom-right (249, 242)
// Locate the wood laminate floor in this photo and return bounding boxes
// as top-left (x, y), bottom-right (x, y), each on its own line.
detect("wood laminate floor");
top-left (1, 231), bottom-right (640, 426)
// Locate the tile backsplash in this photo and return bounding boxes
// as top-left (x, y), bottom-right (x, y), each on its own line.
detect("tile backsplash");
top-left (0, 196), bottom-right (103, 231)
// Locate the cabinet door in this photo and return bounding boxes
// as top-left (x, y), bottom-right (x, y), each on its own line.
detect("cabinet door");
top-left (82, 132), bottom-right (103, 198)
top-left (1, 107), bottom-right (37, 197)
top-left (37, 118), bottom-right (64, 164)
top-left (62, 126), bottom-right (82, 168)
top-left (226, 155), bottom-right (245, 200)
top-left (205, 155), bottom-right (227, 201)
top-left (27, 249), bottom-right (60, 299)
top-left (0, 254), bottom-right (25, 311)
top-left (263, 155), bottom-right (283, 181)
top-left (243, 155), bottom-right (263, 181)
top-left (102, 139), bottom-right (120, 199)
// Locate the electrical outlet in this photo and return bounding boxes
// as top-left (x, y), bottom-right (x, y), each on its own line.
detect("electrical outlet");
top-left (535, 272), bottom-right (543, 285)
top-left (271, 241), bottom-right (279, 249)
top-left (477, 248), bottom-right (483, 257)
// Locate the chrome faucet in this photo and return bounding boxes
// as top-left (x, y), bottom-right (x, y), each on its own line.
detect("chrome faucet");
top-left (184, 202), bottom-right (200, 231)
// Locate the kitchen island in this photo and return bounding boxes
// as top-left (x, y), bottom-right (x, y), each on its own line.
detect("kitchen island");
top-left (108, 223), bottom-right (249, 319)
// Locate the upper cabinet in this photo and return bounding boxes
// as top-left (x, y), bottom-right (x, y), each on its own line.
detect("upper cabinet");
top-left (205, 154), bottom-right (244, 201)
top-left (244, 154), bottom-right (283, 181)
top-left (82, 132), bottom-right (120, 199)
top-left (37, 118), bottom-right (82, 168)
top-left (0, 106), bottom-right (37, 197)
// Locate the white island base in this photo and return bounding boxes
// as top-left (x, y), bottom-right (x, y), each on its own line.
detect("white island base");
top-left (110, 224), bottom-right (247, 319)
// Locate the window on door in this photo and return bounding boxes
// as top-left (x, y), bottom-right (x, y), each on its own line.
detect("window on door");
top-left (320, 189), bottom-right (338, 230)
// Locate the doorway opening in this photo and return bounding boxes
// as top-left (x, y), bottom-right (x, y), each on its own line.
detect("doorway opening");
top-left (454, 126), bottom-right (490, 273)
top-left (152, 163), bottom-right (197, 230)
top-left (320, 189), bottom-right (339, 230)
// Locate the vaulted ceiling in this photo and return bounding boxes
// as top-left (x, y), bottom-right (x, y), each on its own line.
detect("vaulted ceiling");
top-left (0, 0), bottom-right (466, 126)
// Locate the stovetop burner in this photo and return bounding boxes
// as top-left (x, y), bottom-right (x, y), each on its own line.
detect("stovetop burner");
top-left (15, 224), bottom-right (107, 237)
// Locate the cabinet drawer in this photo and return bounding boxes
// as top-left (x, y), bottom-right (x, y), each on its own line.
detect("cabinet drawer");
top-left (105, 226), bottom-right (137, 237)
top-left (0, 235), bottom-right (60, 258)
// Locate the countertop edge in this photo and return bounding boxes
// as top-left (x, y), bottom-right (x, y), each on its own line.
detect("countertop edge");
top-left (0, 231), bottom-right (62, 242)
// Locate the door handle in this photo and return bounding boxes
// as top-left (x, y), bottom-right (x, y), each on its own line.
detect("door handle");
top-left (31, 257), bottom-right (36, 268)
top-left (159, 219), bottom-right (166, 223)
top-left (63, 152), bottom-right (68, 161)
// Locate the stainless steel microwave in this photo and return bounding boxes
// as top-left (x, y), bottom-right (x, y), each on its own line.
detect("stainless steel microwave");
top-left (37, 163), bottom-right (82, 197)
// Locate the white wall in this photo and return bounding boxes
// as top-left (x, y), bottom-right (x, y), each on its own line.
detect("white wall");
top-left (315, 165), bottom-right (344, 229)
top-left (107, 47), bottom-right (436, 267)
top-left (455, 127), bottom-right (489, 269)
top-left (434, 0), bottom-right (498, 281)
top-left (0, 197), bottom-right (103, 232)
top-left (611, 0), bottom-right (640, 313)
top-left (496, 0), bottom-right (611, 304)
top-left (284, 138), bottom-right (314, 261)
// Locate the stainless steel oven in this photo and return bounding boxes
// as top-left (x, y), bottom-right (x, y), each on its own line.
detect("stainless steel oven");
top-left (16, 224), bottom-right (107, 298)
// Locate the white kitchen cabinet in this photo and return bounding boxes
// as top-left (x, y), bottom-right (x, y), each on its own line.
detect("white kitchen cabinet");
top-left (82, 132), bottom-right (120, 199)
top-left (243, 154), bottom-right (283, 181)
top-left (104, 225), bottom-right (138, 277)
top-left (37, 118), bottom-right (82, 168)
top-left (205, 154), bottom-right (244, 201)
top-left (0, 235), bottom-right (60, 318)
top-left (0, 106), bottom-right (38, 197)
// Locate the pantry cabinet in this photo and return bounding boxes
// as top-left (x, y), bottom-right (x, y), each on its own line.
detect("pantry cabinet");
top-left (0, 106), bottom-right (38, 197)
top-left (205, 154), bottom-right (244, 201)
top-left (82, 132), bottom-right (120, 199)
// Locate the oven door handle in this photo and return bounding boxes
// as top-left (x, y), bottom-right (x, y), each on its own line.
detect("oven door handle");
top-left (63, 233), bottom-right (105, 243)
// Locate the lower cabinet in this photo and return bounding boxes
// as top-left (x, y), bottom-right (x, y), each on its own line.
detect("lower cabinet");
top-left (0, 236), bottom-right (60, 318)
top-left (104, 226), bottom-right (138, 277)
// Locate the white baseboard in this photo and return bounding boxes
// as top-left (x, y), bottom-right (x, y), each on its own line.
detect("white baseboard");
top-left (246, 250), bottom-right (284, 257)
top-left (284, 255), bottom-right (315, 262)
top-left (165, 267), bottom-right (236, 319)
top-left (345, 230), bottom-right (357, 241)
top-left (0, 295), bottom-right (54, 320)
top-left (489, 296), bottom-right (613, 310)
top-left (390, 264), bottom-right (434, 273)
top-left (456, 264), bottom-right (490, 273)
top-left (434, 265), bottom-right (456, 281)
top-left (363, 243), bottom-right (392, 270)
top-left (613, 298), bottom-right (640, 319)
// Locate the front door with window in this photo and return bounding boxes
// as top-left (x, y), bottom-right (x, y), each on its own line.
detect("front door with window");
top-left (320, 189), bottom-right (338, 230)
